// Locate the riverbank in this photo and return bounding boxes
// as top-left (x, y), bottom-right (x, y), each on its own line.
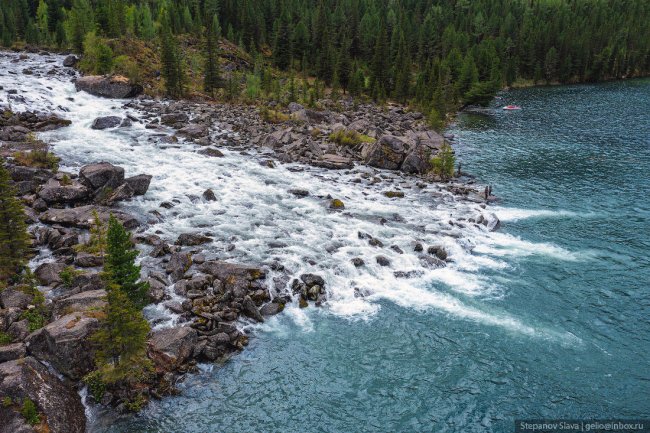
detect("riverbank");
top-left (0, 50), bottom-right (501, 432)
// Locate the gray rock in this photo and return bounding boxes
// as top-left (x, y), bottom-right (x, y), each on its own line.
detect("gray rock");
top-left (177, 123), bottom-right (208, 139)
top-left (351, 257), bottom-right (365, 267)
top-left (0, 343), bottom-right (26, 362)
top-left (26, 313), bottom-right (100, 379)
top-left (40, 205), bottom-right (138, 229)
top-left (288, 189), bottom-right (309, 197)
top-left (0, 357), bottom-right (86, 433)
top-left (63, 55), bottom-right (78, 67)
top-left (124, 174), bottom-right (152, 196)
top-left (312, 154), bottom-right (354, 169)
top-left (34, 262), bottom-right (66, 286)
top-left (79, 162), bottom-right (125, 190)
top-left (52, 290), bottom-right (107, 319)
top-left (287, 102), bottom-right (304, 113)
top-left (376, 256), bottom-right (391, 266)
top-left (427, 245), bottom-right (448, 261)
top-left (202, 188), bottom-right (217, 201)
top-left (259, 301), bottom-right (284, 316)
top-left (74, 252), bottom-right (103, 268)
top-left (8, 320), bottom-right (30, 341)
top-left (106, 182), bottom-right (134, 203)
top-left (166, 252), bottom-right (192, 282)
top-left (175, 233), bottom-right (212, 246)
top-left (147, 326), bottom-right (198, 371)
top-left (364, 135), bottom-right (407, 170)
top-left (38, 178), bottom-right (91, 204)
top-left (161, 112), bottom-right (189, 125)
top-left (485, 213), bottom-right (501, 231)
top-left (242, 295), bottom-right (264, 322)
top-left (91, 115), bottom-right (121, 130)
top-left (300, 273), bottom-right (325, 287)
top-left (0, 289), bottom-right (33, 309)
top-left (75, 75), bottom-right (143, 98)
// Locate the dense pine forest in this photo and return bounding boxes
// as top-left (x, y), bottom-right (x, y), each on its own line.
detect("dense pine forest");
top-left (1, 0), bottom-right (649, 123)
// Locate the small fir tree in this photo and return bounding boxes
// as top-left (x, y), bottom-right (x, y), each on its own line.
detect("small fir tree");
top-left (103, 215), bottom-right (149, 309)
top-left (0, 165), bottom-right (30, 281)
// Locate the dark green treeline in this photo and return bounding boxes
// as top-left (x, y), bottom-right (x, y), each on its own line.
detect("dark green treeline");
top-left (1, 0), bottom-right (649, 112)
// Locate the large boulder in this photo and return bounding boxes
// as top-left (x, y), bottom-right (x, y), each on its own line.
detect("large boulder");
top-left (401, 145), bottom-right (432, 174)
top-left (91, 115), bottom-right (121, 130)
top-left (40, 205), bottom-right (139, 229)
top-left (124, 174), bottom-right (152, 196)
top-left (0, 289), bottom-right (33, 309)
top-left (160, 112), bottom-right (189, 126)
top-left (363, 135), bottom-right (407, 170)
top-left (147, 326), bottom-right (198, 371)
top-left (199, 261), bottom-right (266, 299)
top-left (51, 289), bottom-right (107, 319)
top-left (0, 342), bottom-right (26, 362)
top-left (312, 154), bottom-right (354, 170)
top-left (26, 312), bottom-right (100, 380)
top-left (175, 233), bottom-right (212, 246)
top-left (37, 178), bottom-right (91, 204)
top-left (166, 252), bottom-right (192, 282)
top-left (34, 262), bottom-right (66, 286)
top-left (0, 357), bottom-right (86, 433)
top-left (177, 123), bottom-right (209, 139)
top-left (75, 75), bottom-right (143, 98)
top-left (63, 55), bottom-right (78, 67)
top-left (79, 162), bottom-right (125, 190)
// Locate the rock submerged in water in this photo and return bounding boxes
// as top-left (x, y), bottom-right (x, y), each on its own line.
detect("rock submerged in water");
top-left (75, 75), bottom-right (143, 99)
top-left (330, 198), bottom-right (345, 209)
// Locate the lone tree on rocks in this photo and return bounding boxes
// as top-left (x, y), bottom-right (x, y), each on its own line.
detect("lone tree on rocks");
top-left (104, 215), bottom-right (149, 309)
top-left (0, 165), bottom-right (30, 282)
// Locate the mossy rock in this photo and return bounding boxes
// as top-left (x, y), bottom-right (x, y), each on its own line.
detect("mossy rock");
top-left (329, 199), bottom-right (345, 209)
top-left (383, 191), bottom-right (405, 198)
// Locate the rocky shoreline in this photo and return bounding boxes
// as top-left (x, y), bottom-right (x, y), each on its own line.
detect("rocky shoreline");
top-left (0, 51), bottom-right (499, 433)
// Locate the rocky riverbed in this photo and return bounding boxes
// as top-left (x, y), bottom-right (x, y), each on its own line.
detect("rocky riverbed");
top-left (0, 50), bottom-right (499, 433)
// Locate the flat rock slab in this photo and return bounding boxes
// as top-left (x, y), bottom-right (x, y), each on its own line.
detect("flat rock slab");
top-left (39, 205), bottom-right (139, 229)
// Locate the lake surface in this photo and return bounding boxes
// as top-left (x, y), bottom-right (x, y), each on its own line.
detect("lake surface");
top-left (2, 53), bottom-right (649, 432)
top-left (102, 81), bottom-right (649, 432)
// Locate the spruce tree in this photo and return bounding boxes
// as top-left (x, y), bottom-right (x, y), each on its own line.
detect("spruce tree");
top-left (204, 14), bottom-right (222, 96)
top-left (0, 165), bottom-right (30, 282)
top-left (91, 282), bottom-right (151, 384)
top-left (159, 15), bottom-right (184, 98)
top-left (337, 43), bottom-right (352, 93)
top-left (273, 10), bottom-right (291, 70)
top-left (103, 215), bottom-right (149, 309)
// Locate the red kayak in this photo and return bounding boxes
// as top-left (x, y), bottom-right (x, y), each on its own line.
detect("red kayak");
top-left (503, 105), bottom-right (521, 110)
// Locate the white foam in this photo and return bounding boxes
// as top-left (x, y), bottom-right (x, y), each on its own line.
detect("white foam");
top-left (1, 52), bottom-right (584, 342)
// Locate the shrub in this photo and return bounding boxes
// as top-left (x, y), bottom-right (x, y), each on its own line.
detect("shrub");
top-left (328, 129), bottom-right (375, 147)
top-left (21, 308), bottom-right (46, 332)
top-left (260, 107), bottom-right (289, 123)
top-left (21, 398), bottom-right (40, 426)
top-left (2, 396), bottom-right (12, 407)
top-left (84, 370), bottom-right (106, 402)
top-left (0, 331), bottom-right (13, 346)
top-left (113, 55), bottom-right (141, 83)
top-left (60, 174), bottom-right (72, 186)
top-left (59, 266), bottom-right (82, 288)
top-left (12, 150), bottom-right (59, 171)
top-left (430, 143), bottom-right (456, 181)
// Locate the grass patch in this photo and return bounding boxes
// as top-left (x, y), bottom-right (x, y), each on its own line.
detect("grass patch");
top-left (260, 107), bottom-right (290, 123)
top-left (328, 129), bottom-right (375, 147)
top-left (0, 331), bottom-right (13, 346)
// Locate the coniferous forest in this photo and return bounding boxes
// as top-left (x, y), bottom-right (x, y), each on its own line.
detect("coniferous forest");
top-left (1, 0), bottom-right (649, 121)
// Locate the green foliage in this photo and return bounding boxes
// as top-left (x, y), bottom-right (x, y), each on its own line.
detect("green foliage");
top-left (328, 129), bottom-right (375, 147)
top-left (159, 14), bottom-right (185, 98)
top-left (60, 174), bottom-right (72, 186)
top-left (75, 210), bottom-right (107, 256)
top-left (244, 73), bottom-right (261, 101)
top-left (260, 107), bottom-right (289, 123)
top-left (430, 143), bottom-right (456, 181)
top-left (203, 14), bottom-right (222, 96)
top-left (59, 266), bottom-right (82, 289)
top-left (21, 308), bottom-right (46, 332)
top-left (0, 165), bottom-right (30, 282)
top-left (80, 31), bottom-right (113, 75)
top-left (0, 331), bottom-right (13, 346)
top-left (21, 398), bottom-right (40, 426)
top-left (91, 283), bottom-right (152, 386)
top-left (2, 396), bottom-right (12, 407)
top-left (104, 216), bottom-right (148, 309)
top-left (113, 55), bottom-right (142, 83)
top-left (84, 369), bottom-right (107, 402)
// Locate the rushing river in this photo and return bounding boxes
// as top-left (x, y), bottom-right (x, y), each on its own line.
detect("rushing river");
top-left (2, 52), bottom-right (649, 432)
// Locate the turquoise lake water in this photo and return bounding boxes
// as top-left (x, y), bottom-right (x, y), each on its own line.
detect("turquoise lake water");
top-left (94, 80), bottom-right (650, 432)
